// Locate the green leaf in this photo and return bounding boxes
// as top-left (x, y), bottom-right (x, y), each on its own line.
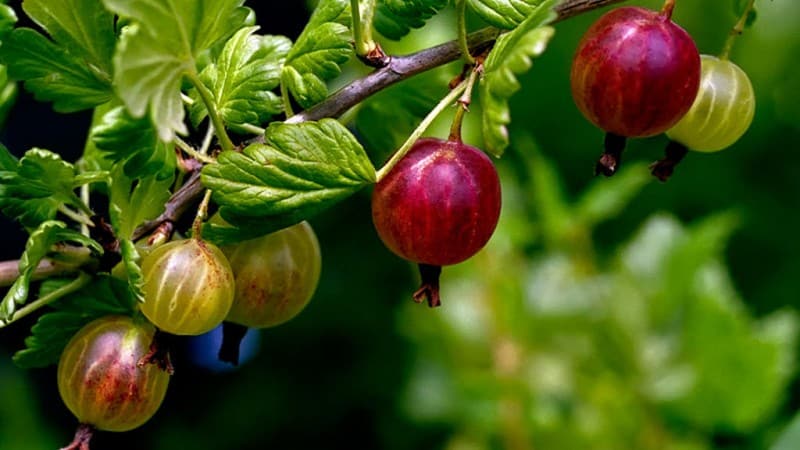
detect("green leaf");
top-left (91, 105), bottom-right (177, 180)
top-left (468, 0), bottom-right (548, 29)
top-left (119, 239), bottom-right (144, 302)
top-left (102, 0), bottom-right (251, 141)
top-left (0, 29), bottom-right (112, 111)
top-left (108, 165), bottom-right (174, 239)
top-left (0, 148), bottom-right (90, 228)
top-left (0, 0), bottom-right (114, 111)
top-left (202, 210), bottom-right (302, 246)
top-left (374, 0), bottom-right (448, 40)
top-left (0, 221), bottom-right (102, 322)
top-left (0, 1), bottom-right (16, 40)
top-left (480, 0), bottom-right (556, 156)
top-left (12, 275), bottom-right (137, 368)
top-left (0, 64), bottom-right (17, 127)
top-left (282, 0), bottom-right (352, 109)
top-left (202, 119), bottom-right (375, 233)
top-left (190, 27), bottom-right (290, 134)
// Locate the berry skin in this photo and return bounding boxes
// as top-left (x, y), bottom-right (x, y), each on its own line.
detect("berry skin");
top-left (224, 221), bottom-right (321, 328)
top-left (140, 239), bottom-right (235, 336)
top-left (571, 6), bottom-right (701, 138)
top-left (666, 55), bottom-right (755, 152)
top-left (371, 138), bottom-right (501, 306)
top-left (57, 316), bottom-right (170, 433)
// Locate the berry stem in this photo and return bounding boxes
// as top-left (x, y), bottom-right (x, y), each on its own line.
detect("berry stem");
top-left (660, 0), bottom-right (675, 19)
top-left (375, 79), bottom-right (469, 182)
top-left (191, 189), bottom-right (214, 239)
top-left (448, 66), bottom-right (481, 142)
top-left (595, 133), bottom-right (627, 177)
top-left (456, 0), bottom-right (476, 65)
top-left (218, 322), bottom-right (250, 365)
top-left (650, 140), bottom-right (688, 182)
top-left (60, 424), bottom-right (94, 450)
top-left (412, 264), bottom-right (443, 307)
top-left (186, 71), bottom-right (234, 153)
top-left (720, 0), bottom-right (756, 60)
top-left (175, 137), bottom-right (215, 165)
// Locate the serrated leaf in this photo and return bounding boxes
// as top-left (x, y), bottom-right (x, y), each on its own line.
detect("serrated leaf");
top-left (108, 165), bottom-right (174, 239)
top-left (0, 147), bottom-right (91, 228)
top-left (282, 0), bottom-right (352, 109)
top-left (119, 239), bottom-right (144, 302)
top-left (374, 0), bottom-right (448, 40)
top-left (202, 210), bottom-right (302, 246)
top-left (91, 106), bottom-right (177, 180)
top-left (0, 0), bottom-right (113, 111)
top-left (0, 28), bottom-right (112, 111)
top-left (102, 0), bottom-right (251, 141)
top-left (202, 119), bottom-right (375, 229)
top-left (190, 27), bottom-right (289, 133)
top-left (0, 221), bottom-right (102, 322)
top-left (12, 275), bottom-right (137, 368)
top-left (468, 0), bottom-right (547, 29)
top-left (480, 1), bottom-right (556, 156)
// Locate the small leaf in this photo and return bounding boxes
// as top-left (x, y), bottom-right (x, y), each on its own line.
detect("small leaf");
top-left (0, 65), bottom-right (17, 127)
top-left (374, 0), bottom-right (448, 40)
top-left (282, 0), bottom-right (352, 109)
top-left (91, 106), bottom-right (177, 180)
top-left (12, 275), bottom-right (137, 368)
top-left (0, 148), bottom-right (88, 228)
top-left (108, 165), bottom-right (174, 239)
top-left (119, 239), bottom-right (144, 302)
top-left (202, 210), bottom-right (302, 246)
top-left (0, 0), bottom-right (114, 111)
top-left (103, 0), bottom-right (251, 141)
top-left (202, 119), bottom-right (375, 236)
top-left (0, 221), bottom-right (102, 322)
top-left (190, 27), bottom-right (290, 133)
top-left (468, 0), bottom-right (549, 29)
top-left (480, 0), bottom-right (556, 156)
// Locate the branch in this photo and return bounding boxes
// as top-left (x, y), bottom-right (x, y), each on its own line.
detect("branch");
top-left (0, 0), bottom-right (626, 280)
top-left (286, 0), bottom-right (626, 123)
top-left (0, 245), bottom-right (93, 287)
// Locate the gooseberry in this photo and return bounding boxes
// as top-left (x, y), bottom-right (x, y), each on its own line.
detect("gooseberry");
top-left (218, 222), bottom-right (321, 364)
top-left (57, 315), bottom-right (170, 449)
top-left (667, 55), bottom-right (755, 151)
top-left (140, 238), bottom-right (235, 336)
top-left (371, 137), bottom-right (501, 307)
top-left (570, 4), bottom-right (700, 175)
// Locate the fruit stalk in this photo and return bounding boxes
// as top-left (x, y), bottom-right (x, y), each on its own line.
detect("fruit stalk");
top-left (218, 322), bottom-right (249, 365)
top-left (721, 0), bottom-right (756, 59)
top-left (650, 140), bottom-right (689, 182)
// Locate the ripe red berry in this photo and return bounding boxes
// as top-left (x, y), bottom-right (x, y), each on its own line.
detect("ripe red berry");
top-left (570, 5), bottom-right (700, 175)
top-left (372, 138), bottom-right (501, 306)
top-left (57, 316), bottom-right (170, 448)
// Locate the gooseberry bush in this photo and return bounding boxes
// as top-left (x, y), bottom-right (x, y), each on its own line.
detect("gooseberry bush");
top-left (0, 0), bottom-right (774, 448)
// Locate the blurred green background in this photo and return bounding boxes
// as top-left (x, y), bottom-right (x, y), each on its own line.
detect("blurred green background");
top-left (1, 0), bottom-right (799, 449)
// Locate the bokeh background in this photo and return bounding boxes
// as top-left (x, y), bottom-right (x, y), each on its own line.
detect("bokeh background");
top-left (1, 0), bottom-right (799, 449)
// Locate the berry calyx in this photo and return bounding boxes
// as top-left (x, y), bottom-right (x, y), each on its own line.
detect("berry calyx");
top-left (57, 316), bottom-right (170, 448)
top-left (140, 238), bottom-right (235, 336)
top-left (371, 138), bottom-right (501, 307)
top-left (570, 5), bottom-right (701, 175)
